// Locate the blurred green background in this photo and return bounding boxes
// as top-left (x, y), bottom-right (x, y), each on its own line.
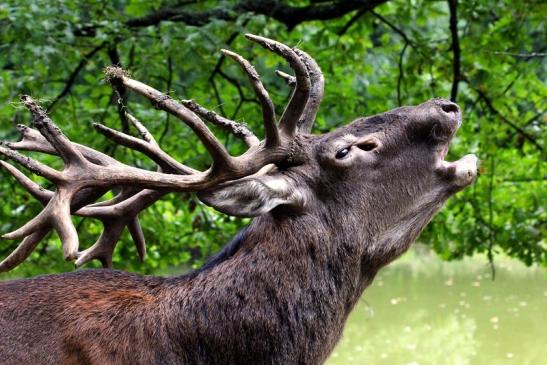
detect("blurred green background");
top-left (0, 1), bottom-right (545, 363)
top-left (327, 248), bottom-right (546, 365)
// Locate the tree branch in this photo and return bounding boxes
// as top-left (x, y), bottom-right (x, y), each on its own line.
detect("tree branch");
top-left (484, 51), bottom-right (547, 59)
top-left (126, 0), bottom-right (389, 31)
top-left (159, 55), bottom-right (174, 145)
top-left (205, 26), bottom-right (250, 119)
top-left (47, 42), bottom-right (107, 112)
top-left (397, 43), bottom-right (409, 106)
top-left (337, 7), bottom-right (367, 36)
top-left (474, 87), bottom-right (543, 151)
top-left (486, 157), bottom-right (496, 280)
top-left (371, 10), bottom-right (413, 46)
top-left (448, 0), bottom-right (461, 102)
top-left (370, 11), bottom-right (418, 106)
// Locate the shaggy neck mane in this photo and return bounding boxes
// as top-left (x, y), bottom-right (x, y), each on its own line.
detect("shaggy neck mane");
top-left (189, 211), bottom-right (378, 310)
top-left (163, 211), bottom-right (382, 363)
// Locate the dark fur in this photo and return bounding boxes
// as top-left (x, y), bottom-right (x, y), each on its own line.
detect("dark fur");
top-left (0, 99), bottom-right (472, 364)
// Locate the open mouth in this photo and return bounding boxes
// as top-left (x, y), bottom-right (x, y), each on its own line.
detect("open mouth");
top-left (436, 119), bottom-right (478, 188)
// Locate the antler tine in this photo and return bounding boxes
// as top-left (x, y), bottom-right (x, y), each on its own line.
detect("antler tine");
top-left (76, 202), bottom-right (150, 267)
top-left (74, 224), bottom-right (122, 268)
top-left (0, 143), bottom-right (61, 181)
top-left (104, 67), bottom-right (234, 170)
top-left (128, 218), bottom-right (147, 262)
top-left (75, 191), bottom-right (153, 268)
top-left (125, 111), bottom-right (157, 146)
top-left (54, 204), bottom-right (79, 260)
top-left (74, 215), bottom-right (146, 268)
top-left (181, 100), bottom-right (260, 148)
top-left (20, 95), bottom-right (87, 167)
top-left (274, 51), bottom-right (324, 133)
top-left (75, 189), bottom-right (165, 267)
top-left (0, 230), bottom-right (48, 272)
top-left (294, 49), bottom-right (324, 133)
top-left (6, 124), bottom-right (55, 154)
top-left (8, 124), bottom-right (120, 166)
top-left (95, 110), bottom-right (199, 174)
top-left (244, 34), bottom-right (311, 138)
top-left (275, 70), bottom-right (296, 87)
top-left (220, 49), bottom-right (279, 147)
top-left (0, 187), bottom-right (78, 261)
top-left (0, 161), bottom-right (53, 205)
top-left (1, 209), bottom-right (48, 240)
top-left (93, 122), bottom-right (197, 175)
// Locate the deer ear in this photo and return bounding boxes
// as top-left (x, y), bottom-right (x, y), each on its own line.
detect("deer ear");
top-left (198, 174), bottom-right (309, 217)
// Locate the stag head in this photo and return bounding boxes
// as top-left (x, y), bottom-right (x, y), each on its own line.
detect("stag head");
top-left (200, 98), bottom-right (478, 268)
top-left (0, 34), bottom-right (477, 272)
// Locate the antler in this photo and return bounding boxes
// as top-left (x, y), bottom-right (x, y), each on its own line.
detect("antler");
top-left (0, 34), bottom-right (324, 271)
top-left (274, 49), bottom-right (324, 133)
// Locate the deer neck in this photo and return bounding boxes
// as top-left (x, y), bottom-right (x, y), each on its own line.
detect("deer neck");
top-left (165, 213), bottom-right (384, 363)
top-left (225, 214), bottom-right (375, 331)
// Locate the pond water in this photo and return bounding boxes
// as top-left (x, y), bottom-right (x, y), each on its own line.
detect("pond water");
top-left (327, 249), bottom-right (546, 365)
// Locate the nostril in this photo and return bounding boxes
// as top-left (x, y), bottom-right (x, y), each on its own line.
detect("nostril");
top-left (440, 102), bottom-right (459, 114)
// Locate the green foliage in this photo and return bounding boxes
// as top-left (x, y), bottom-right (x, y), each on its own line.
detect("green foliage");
top-left (0, 0), bottom-right (544, 277)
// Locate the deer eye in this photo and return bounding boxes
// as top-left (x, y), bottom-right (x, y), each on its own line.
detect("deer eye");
top-left (335, 147), bottom-right (351, 159)
top-left (357, 141), bottom-right (378, 152)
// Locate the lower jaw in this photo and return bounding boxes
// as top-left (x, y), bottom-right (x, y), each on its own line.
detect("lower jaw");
top-left (439, 154), bottom-right (479, 188)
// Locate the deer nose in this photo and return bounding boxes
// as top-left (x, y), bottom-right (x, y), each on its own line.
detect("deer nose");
top-left (434, 99), bottom-right (461, 124)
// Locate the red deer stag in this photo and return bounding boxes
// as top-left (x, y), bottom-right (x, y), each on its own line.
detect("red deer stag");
top-left (0, 35), bottom-right (478, 364)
